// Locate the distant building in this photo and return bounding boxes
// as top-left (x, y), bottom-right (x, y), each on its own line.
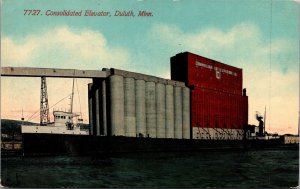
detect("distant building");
top-left (280, 134), bottom-right (299, 144)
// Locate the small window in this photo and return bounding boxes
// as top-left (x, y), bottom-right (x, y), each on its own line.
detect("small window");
top-left (216, 70), bottom-right (221, 79)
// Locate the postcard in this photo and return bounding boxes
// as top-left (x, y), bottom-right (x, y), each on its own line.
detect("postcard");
top-left (1, 0), bottom-right (299, 188)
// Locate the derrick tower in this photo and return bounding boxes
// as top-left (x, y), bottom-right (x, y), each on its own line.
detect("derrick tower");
top-left (40, 76), bottom-right (50, 125)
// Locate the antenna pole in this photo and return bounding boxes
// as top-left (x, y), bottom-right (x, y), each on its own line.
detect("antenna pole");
top-left (268, 0), bottom-right (273, 133)
top-left (21, 107), bottom-right (24, 125)
top-left (264, 105), bottom-right (266, 134)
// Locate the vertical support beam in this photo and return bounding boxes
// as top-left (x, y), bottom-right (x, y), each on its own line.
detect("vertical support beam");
top-left (102, 79), bottom-right (107, 136)
top-left (93, 79), bottom-right (101, 136)
top-left (124, 77), bottom-right (136, 137)
top-left (182, 87), bottom-right (190, 139)
top-left (135, 79), bottom-right (146, 137)
top-left (109, 75), bottom-right (125, 136)
top-left (156, 83), bottom-right (166, 138)
top-left (174, 86), bottom-right (183, 139)
top-left (146, 81), bottom-right (156, 138)
top-left (88, 83), bottom-right (94, 135)
top-left (165, 85), bottom-right (174, 138)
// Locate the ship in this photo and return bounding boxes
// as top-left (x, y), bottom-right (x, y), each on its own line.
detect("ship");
top-left (22, 78), bottom-right (88, 136)
top-left (20, 52), bottom-right (296, 156)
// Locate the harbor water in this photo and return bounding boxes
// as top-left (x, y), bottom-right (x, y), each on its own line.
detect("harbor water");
top-left (1, 149), bottom-right (299, 188)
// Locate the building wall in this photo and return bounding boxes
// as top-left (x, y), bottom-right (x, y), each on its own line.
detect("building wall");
top-left (88, 52), bottom-right (248, 141)
top-left (191, 87), bottom-right (247, 130)
top-left (282, 135), bottom-right (299, 144)
top-left (171, 52), bottom-right (248, 140)
top-left (171, 52), bottom-right (243, 94)
top-left (193, 127), bottom-right (244, 140)
top-left (89, 68), bottom-right (191, 139)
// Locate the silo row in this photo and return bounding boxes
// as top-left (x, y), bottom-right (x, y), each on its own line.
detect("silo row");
top-left (88, 79), bottom-right (107, 136)
top-left (88, 74), bottom-right (190, 139)
top-left (110, 74), bottom-right (191, 139)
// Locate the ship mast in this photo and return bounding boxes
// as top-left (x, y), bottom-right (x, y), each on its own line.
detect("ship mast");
top-left (70, 77), bottom-right (75, 114)
top-left (69, 77), bottom-right (75, 124)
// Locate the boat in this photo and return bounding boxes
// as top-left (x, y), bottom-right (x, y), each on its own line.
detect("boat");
top-left (21, 77), bottom-right (91, 155)
top-left (22, 111), bottom-right (88, 135)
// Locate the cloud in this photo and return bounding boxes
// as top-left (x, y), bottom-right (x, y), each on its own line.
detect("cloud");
top-left (149, 22), bottom-right (294, 68)
top-left (293, 0), bottom-right (300, 4)
top-left (149, 22), bottom-right (299, 134)
top-left (2, 26), bottom-right (131, 70)
top-left (1, 26), bottom-right (133, 123)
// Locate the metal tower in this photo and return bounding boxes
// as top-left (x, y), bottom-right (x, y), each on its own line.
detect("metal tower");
top-left (40, 76), bottom-right (50, 125)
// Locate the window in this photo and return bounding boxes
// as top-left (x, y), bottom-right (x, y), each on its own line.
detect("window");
top-left (216, 70), bottom-right (221, 79)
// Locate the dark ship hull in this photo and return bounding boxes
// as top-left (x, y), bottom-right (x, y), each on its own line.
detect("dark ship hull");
top-left (22, 133), bottom-right (248, 156)
top-left (21, 133), bottom-right (296, 156)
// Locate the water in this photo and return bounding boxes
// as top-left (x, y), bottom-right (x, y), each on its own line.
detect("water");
top-left (1, 149), bottom-right (299, 188)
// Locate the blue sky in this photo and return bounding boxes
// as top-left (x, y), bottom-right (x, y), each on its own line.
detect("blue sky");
top-left (1, 0), bottom-right (299, 134)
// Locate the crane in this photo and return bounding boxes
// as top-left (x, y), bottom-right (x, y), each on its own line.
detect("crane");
top-left (40, 76), bottom-right (50, 125)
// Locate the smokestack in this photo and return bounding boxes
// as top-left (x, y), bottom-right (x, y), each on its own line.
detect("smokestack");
top-left (243, 88), bottom-right (247, 96)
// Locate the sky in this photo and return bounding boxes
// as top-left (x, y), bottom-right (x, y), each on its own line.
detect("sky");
top-left (1, 0), bottom-right (299, 134)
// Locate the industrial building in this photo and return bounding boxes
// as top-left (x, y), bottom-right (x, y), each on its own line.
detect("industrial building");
top-left (5, 52), bottom-right (298, 156)
top-left (88, 52), bottom-right (248, 140)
